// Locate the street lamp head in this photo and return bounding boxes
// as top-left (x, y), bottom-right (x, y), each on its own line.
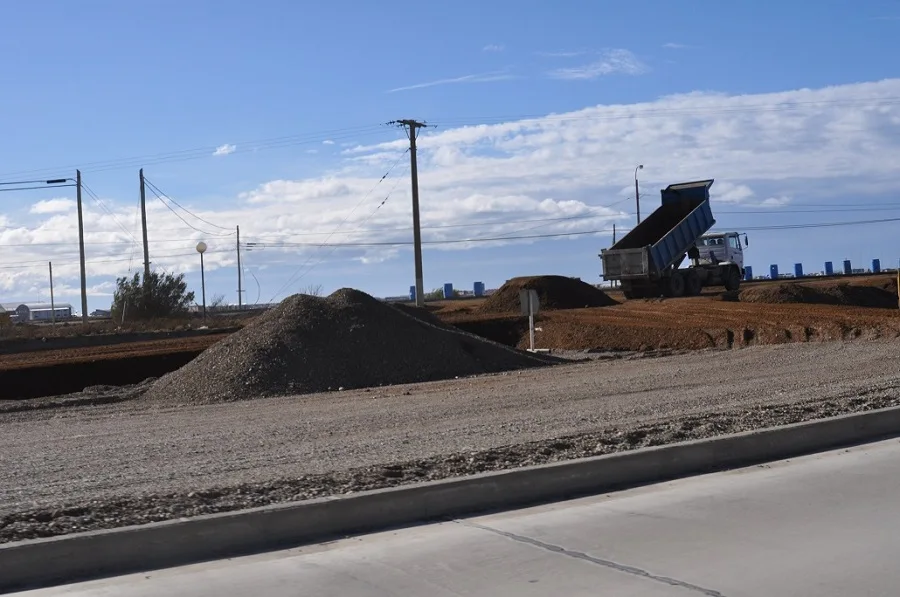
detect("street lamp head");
top-left (638, 164), bottom-right (644, 170)
top-left (196, 241), bottom-right (207, 254)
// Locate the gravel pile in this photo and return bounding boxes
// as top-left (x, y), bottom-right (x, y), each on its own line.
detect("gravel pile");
top-left (740, 282), bottom-right (898, 308)
top-left (479, 275), bottom-right (618, 314)
top-left (142, 288), bottom-right (558, 404)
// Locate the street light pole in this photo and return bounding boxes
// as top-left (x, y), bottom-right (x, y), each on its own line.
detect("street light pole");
top-left (634, 164), bottom-right (644, 225)
top-left (196, 241), bottom-right (207, 320)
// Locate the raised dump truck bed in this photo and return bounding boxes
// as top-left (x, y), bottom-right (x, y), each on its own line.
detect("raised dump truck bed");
top-left (600, 179), bottom-right (745, 299)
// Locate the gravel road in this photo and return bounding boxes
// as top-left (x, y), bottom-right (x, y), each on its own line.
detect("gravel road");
top-left (2, 339), bottom-right (900, 542)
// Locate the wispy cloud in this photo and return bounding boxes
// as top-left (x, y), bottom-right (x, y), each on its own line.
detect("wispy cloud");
top-left (536, 49), bottom-right (589, 58)
top-left (662, 42), bottom-right (690, 49)
top-left (213, 143), bottom-right (236, 156)
top-left (387, 70), bottom-right (516, 93)
top-left (322, 139), bottom-right (335, 145)
top-left (548, 49), bottom-right (648, 80)
top-left (29, 198), bottom-right (75, 214)
top-left (483, 44), bottom-right (505, 52)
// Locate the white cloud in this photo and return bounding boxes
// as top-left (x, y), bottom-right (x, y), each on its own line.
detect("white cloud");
top-left (662, 42), bottom-right (689, 49)
top-left (483, 44), bottom-right (505, 52)
top-left (387, 71), bottom-right (516, 93)
top-left (213, 143), bottom-right (236, 156)
top-left (29, 198), bottom-right (75, 214)
top-left (549, 49), bottom-right (648, 79)
top-left (4, 78), bottom-right (900, 300)
top-left (322, 139), bottom-right (335, 145)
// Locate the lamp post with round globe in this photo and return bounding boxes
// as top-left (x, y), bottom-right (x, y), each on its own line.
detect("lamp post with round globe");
top-left (196, 241), bottom-right (207, 320)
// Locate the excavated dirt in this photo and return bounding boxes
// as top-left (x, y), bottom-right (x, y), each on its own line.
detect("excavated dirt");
top-left (740, 282), bottom-right (898, 308)
top-left (141, 288), bottom-right (558, 404)
top-left (478, 275), bottom-right (618, 314)
top-left (445, 298), bottom-right (900, 352)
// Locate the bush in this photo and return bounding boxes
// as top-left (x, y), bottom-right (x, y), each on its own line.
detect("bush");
top-left (111, 271), bottom-right (196, 321)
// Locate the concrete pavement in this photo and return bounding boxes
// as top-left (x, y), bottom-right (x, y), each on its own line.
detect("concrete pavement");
top-left (16, 437), bottom-right (900, 596)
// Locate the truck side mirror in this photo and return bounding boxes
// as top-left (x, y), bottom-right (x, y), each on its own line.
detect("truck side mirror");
top-left (744, 235), bottom-right (749, 247)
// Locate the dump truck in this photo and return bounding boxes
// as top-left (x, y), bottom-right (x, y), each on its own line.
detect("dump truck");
top-left (600, 179), bottom-right (747, 299)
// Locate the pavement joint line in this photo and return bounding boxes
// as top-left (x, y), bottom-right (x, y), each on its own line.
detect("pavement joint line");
top-left (3, 405), bottom-right (900, 594)
top-left (458, 520), bottom-right (726, 597)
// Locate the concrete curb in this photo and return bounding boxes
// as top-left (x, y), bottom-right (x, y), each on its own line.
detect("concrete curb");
top-left (3, 405), bottom-right (900, 593)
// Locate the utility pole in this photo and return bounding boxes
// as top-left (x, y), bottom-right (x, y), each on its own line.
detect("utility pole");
top-left (612, 225), bottom-right (617, 288)
top-left (139, 168), bottom-right (151, 283)
top-left (49, 261), bottom-right (56, 325)
top-left (236, 225), bottom-right (243, 308)
top-left (634, 164), bottom-right (644, 225)
top-left (76, 169), bottom-right (88, 325)
top-left (390, 119), bottom-right (427, 307)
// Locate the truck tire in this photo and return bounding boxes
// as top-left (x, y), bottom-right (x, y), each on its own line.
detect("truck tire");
top-left (724, 266), bottom-right (741, 292)
top-left (685, 270), bottom-right (702, 296)
top-left (664, 272), bottom-right (685, 298)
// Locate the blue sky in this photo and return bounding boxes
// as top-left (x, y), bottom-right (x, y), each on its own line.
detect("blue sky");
top-left (2, 0), bottom-right (900, 312)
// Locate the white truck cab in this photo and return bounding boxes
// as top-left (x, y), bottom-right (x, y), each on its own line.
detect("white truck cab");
top-left (695, 232), bottom-right (747, 272)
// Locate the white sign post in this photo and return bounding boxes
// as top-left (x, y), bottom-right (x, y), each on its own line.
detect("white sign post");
top-left (518, 289), bottom-right (540, 351)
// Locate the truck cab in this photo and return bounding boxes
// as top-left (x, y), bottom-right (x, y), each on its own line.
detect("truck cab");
top-left (694, 232), bottom-right (746, 274)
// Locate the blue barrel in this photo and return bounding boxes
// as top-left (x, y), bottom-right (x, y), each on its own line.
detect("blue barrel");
top-left (744, 265), bottom-right (753, 280)
top-left (794, 263), bottom-right (803, 277)
top-left (770, 264), bottom-right (779, 279)
top-left (409, 285), bottom-right (416, 301)
top-left (443, 283), bottom-right (454, 299)
top-left (473, 281), bottom-right (485, 297)
top-left (872, 259), bottom-right (881, 274)
top-left (843, 260), bottom-right (852, 275)
top-left (825, 261), bottom-right (834, 275)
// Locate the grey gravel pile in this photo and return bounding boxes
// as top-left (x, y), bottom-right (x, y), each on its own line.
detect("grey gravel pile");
top-left (142, 288), bottom-right (558, 404)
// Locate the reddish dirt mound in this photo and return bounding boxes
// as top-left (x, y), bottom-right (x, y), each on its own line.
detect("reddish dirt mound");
top-left (740, 282), bottom-right (898, 309)
top-left (479, 275), bottom-right (618, 314)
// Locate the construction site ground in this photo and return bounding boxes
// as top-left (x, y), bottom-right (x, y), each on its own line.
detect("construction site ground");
top-left (1, 274), bottom-right (898, 399)
top-left (2, 339), bottom-right (899, 543)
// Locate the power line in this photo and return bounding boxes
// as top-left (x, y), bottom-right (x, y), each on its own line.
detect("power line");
top-left (0, 248), bottom-right (230, 270)
top-left (80, 182), bottom-right (137, 243)
top-left (0, 184), bottom-right (76, 192)
top-left (0, 125), bottom-right (392, 179)
top-left (266, 148), bottom-right (410, 302)
top-left (430, 96), bottom-right (900, 128)
top-left (144, 183), bottom-right (233, 237)
top-left (142, 177), bottom-right (234, 232)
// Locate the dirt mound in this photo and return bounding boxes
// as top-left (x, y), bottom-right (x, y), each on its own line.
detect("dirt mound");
top-left (142, 288), bottom-right (558, 404)
top-left (479, 275), bottom-right (618, 314)
top-left (740, 283), bottom-right (898, 309)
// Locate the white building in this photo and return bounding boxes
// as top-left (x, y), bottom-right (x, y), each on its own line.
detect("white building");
top-left (0, 302), bottom-right (74, 322)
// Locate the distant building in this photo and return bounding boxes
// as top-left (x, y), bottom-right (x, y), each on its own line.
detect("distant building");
top-left (0, 302), bottom-right (74, 322)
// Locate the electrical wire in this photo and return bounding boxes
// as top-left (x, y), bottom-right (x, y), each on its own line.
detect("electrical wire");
top-left (143, 177), bottom-right (234, 232)
top-left (144, 183), bottom-right (233, 237)
top-left (429, 96), bottom-right (900, 128)
top-left (0, 184), bottom-right (76, 192)
top-left (266, 148), bottom-right (410, 301)
top-left (0, 125), bottom-right (390, 179)
top-left (80, 182), bottom-right (138, 243)
top-left (275, 161), bottom-right (413, 289)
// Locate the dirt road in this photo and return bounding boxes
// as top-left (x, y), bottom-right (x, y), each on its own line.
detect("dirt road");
top-left (2, 339), bottom-right (899, 542)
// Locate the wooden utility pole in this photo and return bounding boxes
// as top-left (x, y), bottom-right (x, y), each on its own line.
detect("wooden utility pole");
top-left (390, 119), bottom-right (427, 307)
top-left (75, 169), bottom-right (88, 324)
top-left (139, 168), bottom-right (151, 282)
top-left (49, 261), bottom-right (56, 325)
top-left (236, 225), bottom-right (243, 308)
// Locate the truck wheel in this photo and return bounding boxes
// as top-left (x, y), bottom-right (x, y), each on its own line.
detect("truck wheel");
top-left (664, 273), bottom-right (685, 298)
top-left (724, 266), bottom-right (741, 292)
top-left (685, 270), bottom-right (702, 296)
